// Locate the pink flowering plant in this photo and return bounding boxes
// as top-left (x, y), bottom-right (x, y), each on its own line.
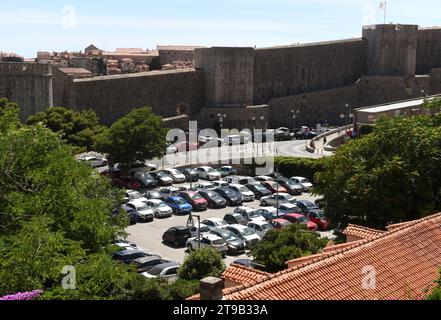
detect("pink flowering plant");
top-left (0, 290), bottom-right (43, 301)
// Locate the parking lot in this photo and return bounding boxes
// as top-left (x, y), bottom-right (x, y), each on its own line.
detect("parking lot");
top-left (126, 186), bottom-right (335, 267)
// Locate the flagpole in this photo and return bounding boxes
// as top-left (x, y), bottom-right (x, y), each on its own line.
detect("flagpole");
top-left (384, 1), bottom-right (387, 24)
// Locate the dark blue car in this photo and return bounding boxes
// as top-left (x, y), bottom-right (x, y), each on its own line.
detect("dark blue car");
top-left (164, 196), bottom-right (193, 215)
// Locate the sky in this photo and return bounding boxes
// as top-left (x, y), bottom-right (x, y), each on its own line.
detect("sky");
top-left (0, 0), bottom-right (440, 58)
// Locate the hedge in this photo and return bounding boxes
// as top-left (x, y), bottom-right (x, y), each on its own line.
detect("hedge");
top-left (273, 157), bottom-right (325, 182)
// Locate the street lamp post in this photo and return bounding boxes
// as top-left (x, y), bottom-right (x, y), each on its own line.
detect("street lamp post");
top-left (218, 113), bottom-right (227, 133)
top-left (186, 213), bottom-right (201, 250)
top-left (260, 116), bottom-right (266, 154)
top-left (291, 110), bottom-right (299, 131)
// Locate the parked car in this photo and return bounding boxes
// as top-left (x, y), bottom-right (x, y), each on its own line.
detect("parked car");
top-left (296, 131), bottom-right (317, 140)
top-left (307, 210), bottom-right (330, 230)
top-left (271, 219), bottom-right (292, 229)
top-left (217, 166), bottom-right (238, 177)
top-left (131, 256), bottom-right (169, 273)
top-left (214, 187), bottom-right (243, 206)
top-left (260, 181), bottom-right (287, 194)
top-left (180, 168), bottom-right (199, 182)
top-left (113, 239), bottom-right (138, 250)
top-left (158, 186), bottom-right (181, 198)
top-left (198, 190), bottom-right (227, 209)
top-left (255, 207), bottom-right (285, 221)
top-left (225, 224), bottom-right (261, 249)
top-left (224, 135), bottom-right (247, 145)
top-left (120, 204), bottom-right (139, 225)
top-left (209, 229), bottom-right (246, 255)
top-left (260, 193), bottom-right (296, 206)
top-left (201, 218), bottom-right (229, 229)
top-left (224, 175), bottom-right (255, 185)
top-left (196, 166), bottom-right (222, 181)
top-left (254, 176), bottom-right (274, 182)
top-left (132, 172), bottom-right (158, 189)
top-left (274, 128), bottom-right (294, 141)
top-left (247, 221), bottom-right (274, 238)
top-left (150, 171), bottom-right (174, 186)
top-left (276, 178), bottom-right (303, 195)
top-left (113, 249), bottom-right (148, 264)
top-left (234, 206), bottom-right (266, 223)
top-left (194, 181), bottom-right (216, 191)
top-left (186, 234), bottom-right (228, 255)
top-left (163, 196), bottom-right (193, 215)
top-left (228, 184), bottom-right (255, 202)
top-left (123, 190), bottom-right (147, 203)
top-left (126, 201), bottom-right (154, 222)
top-left (277, 203), bottom-right (303, 215)
top-left (142, 262), bottom-right (180, 280)
top-left (161, 169), bottom-right (187, 183)
top-left (281, 213), bottom-right (318, 231)
top-left (143, 190), bottom-right (162, 200)
top-left (173, 141), bottom-right (199, 153)
top-left (179, 191), bottom-right (208, 211)
top-left (246, 183), bottom-right (272, 200)
top-left (296, 200), bottom-right (321, 214)
top-left (100, 168), bottom-right (123, 179)
top-left (290, 177), bottom-right (314, 192)
top-left (120, 161), bottom-right (157, 175)
top-left (212, 180), bottom-right (230, 188)
top-left (79, 156), bottom-right (107, 168)
top-left (144, 199), bottom-right (173, 218)
top-left (162, 226), bottom-right (192, 247)
top-left (223, 213), bottom-right (249, 226)
top-left (189, 224), bottom-right (213, 237)
top-left (112, 176), bottom-right (141, 190)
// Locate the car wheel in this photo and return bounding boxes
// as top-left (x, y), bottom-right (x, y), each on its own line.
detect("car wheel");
top-left (187, 244), bottom-right (193, 252)
top-left (262, 201), bottom-right (267, 206)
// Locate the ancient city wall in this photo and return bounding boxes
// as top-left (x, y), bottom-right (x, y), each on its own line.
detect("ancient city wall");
top-left (0, 62), bottom-right (52, 121)
top-left (253, 39), bottom-right (367, 105)
top-left (67, 69), bottom-right (205, 125)
top-left (416, 27), bottom-right (441, 74)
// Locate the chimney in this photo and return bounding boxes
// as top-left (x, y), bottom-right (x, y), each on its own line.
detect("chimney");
top-left (200, 277), bottom-right (224, 300)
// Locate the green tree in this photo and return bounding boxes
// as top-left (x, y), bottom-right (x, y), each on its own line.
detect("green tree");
top-left (95, 107), bottom-right (167, 168)
top-left (149, 57), bottom-right (162, 71)
top-left (178, 248), bottom-right (226, 281)
top-left (314, 114), bottom-right (441, 229)
top-left (251, 224), bottom-right (327, 273)
top-left (27, 107), bottom-right (106, 152)
top-left (428, 269), bottom-right (441, 300)
top-left (0, 98), bottom-right (21, 133)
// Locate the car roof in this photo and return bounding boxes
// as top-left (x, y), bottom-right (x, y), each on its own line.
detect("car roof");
top-left (291, 176), bottom-right (307, 179)
top-left (200, 233), bottom-right (224, 241)
top-left (205, 217), bottom-right (225, 222)
top-left (134, 256), bottom-right (162, 264)
top-left (272, 218), bottom-right (291, 223)
top-left (261, 207), bottom-right (278, 212)
top-left (198, 166), bottom-right (213, 170)
top-left (227, 224), bottom-right (247, 230)
top-left (171, 226), bottom-right (190, 231)
top-left (279, 203), bottom-right (298, 208)
top-left (116, 249), bottom-right (145, 256)
top-left (249, 220), bottom-right (271, 226)
top-left (149, 262), bottom-right (179, 272)
top-left (285, 213), bottom-right (303, 218)
top-left (127, 200), bottom-right (147, 206)
top-left (147, 199), bottom-right (164, 204)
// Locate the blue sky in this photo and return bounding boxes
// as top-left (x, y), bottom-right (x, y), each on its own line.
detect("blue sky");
top-left (1, 0), bottom-right (440, 57)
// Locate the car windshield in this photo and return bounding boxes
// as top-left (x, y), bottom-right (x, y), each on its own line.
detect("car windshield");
top-left (207, 168), bottom-right (216, 173)
top-left (216, 220), bottom-right (228, 227)
top-left (239, 187), bottom-right (249, 193)
top-left (148, 266), bottom-right (165, 276)
top-left (238, 227), bottom-right (255, 236)
top-left (297, 216), bottom-right (309, 223)
top-left (175, 198), bottom-right (187, 205)
top-left (137, 204), bottom-right (149, 211)
top-left (249, 211), bottom-right (261, 219)
top-left (157, 172), bottom-right (167, 177)
top-left (222, 232), bottom-right (238, 241)
top-left (223, 189), bottom-right (234, 196)
top-left (212, 239), bottom-right (225, 246)
top-left (191, 194), bottom-right (203, 200)
top-left (130, 193), bottom-right (142, 199)
top-left (303, 201), bottom-right (316, 208)
top-left (262, 224), bottom-right (274, 231)
top-left (157, 203), bottom-right (167, 208)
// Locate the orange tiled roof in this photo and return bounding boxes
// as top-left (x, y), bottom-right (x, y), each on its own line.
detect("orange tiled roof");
top-left (343, 224), bottom-right (385, 240)
top-left (223, 213), bottom-right (441, 300)
top-left (222, 264), bottom-right (270, 285)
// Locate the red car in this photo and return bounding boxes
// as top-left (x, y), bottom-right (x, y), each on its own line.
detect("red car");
top-left (307, 210), bottom-right (330, 231)
top-left (261, 181), bottom-right (287, 194)
top-left (100, 168), bottom-right (122, 179)
top-left (112, 176), bottom-right (141, 190)
top-left (271, 219), bottom-right (292, 230)
top-left (281, 213), bottom-right (318, 231)
top-left (178, 191), bottom-right (207, 211)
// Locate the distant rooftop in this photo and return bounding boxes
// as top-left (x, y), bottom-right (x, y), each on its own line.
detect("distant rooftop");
top-left (157, 45), bottom-right (205, 51)
top-left (73, 68), bottom-right (197, 82)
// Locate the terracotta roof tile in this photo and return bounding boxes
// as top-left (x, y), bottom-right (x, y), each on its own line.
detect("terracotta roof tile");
top-left (222, 264), bottom-right (270, 285)
top-left (343, 224), bottom-right (385, 240)
top-left (223, 213), bottom-right (441, 300)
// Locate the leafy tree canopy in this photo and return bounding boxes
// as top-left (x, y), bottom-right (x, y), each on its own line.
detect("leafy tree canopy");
top-left (251, 224), bottom-right (327, 273)
top-left (0, 98), bottom-right (21, 133)
top-left (95, 107), bottom-right (167, 167)
top-left (178, 248), bottom-right (226, 281)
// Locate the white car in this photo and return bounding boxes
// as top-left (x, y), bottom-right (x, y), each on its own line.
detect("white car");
top-left (141, 262), bottom-right (180, 280)
top-left (212, 180), bottom-right (230, 188)
top-left (144, 199), bottom-right (173, 218)
top-left (186, 233), bottom-right (228, 255)
top-left (161, 169), bottom-right (186, 183)
top-left (225, 224), bottom-right (261, 248)
top-left (194, 181), bottom-right (216, 191)
top-left (79, 156), bottom-right (107, 168)
top-left (229, 184), bottom-right (255, 202)
top-left (123, 190), bottom-right (147, 203)
top-left (126, 201), bottom-right (155, 222)
top-left (196, 166), bottom-right (222, 181)
top-left (260, 193), bottom-right (297, 206)
top-left (201, 218), bottom-right (229, 229)
top-left (290, 176), bottom-right (313, 192)
top-left (234, 206), bottom-right (266, 223)
top-left (247, 221), bottom-right (275, 238)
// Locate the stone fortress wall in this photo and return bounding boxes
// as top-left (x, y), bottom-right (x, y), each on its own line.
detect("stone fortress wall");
top-left (1, 24), bottom-right (441, 129)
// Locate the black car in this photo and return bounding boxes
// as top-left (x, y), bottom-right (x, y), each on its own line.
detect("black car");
top-left (214, 188), bottom-right (243, 206)
top-left (276, 178), bottom-right (303, 195)
top-left (198, 190), bottom-right (227, 209)
top-left (210, 229), bottom-right (246, 255)
top-left (112, 249), bottom-right (149, 264)
top-left (246, 183), bottom-right (272, 199)
top-left (132, 172), bottom-right (158, 188)
top-left (131, 256), bottom-right (169, 273)
top-left (162, 226), bottom-right (192, 247)
top-left (180, 168), bottom-right (199, 182)
top-left (296, 131), bottom-right (317, 140)
top-left (296, 200), bottom-right (320, 214)
top-left (223, 213), bottom-right (248, 226)
top-left (149, 171), bottom-right (174, 186)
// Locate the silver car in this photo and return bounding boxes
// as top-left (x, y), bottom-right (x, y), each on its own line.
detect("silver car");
top-left (186, 233), bottom-right (228, 255)
top-left (144, 199), bottom-right (173, 218)
top-left (162, 169), bottom-right (187, 183)
top-left (260, 193), bottom-right (296, 207)
top-left (229, 184), bottom-right (255, 202)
